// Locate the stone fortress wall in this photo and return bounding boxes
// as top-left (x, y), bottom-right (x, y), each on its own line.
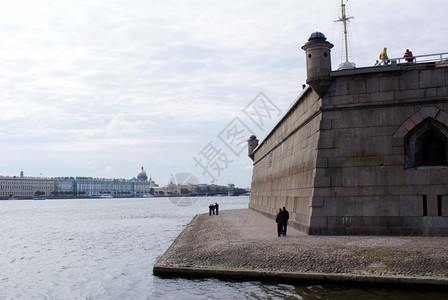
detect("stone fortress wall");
top-left (249, 32), bottom-right (448, 236)
top-left (249, 87), bottom-right (323, 233)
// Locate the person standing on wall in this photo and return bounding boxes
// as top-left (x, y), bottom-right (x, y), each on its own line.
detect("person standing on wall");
top-left (403, 49), bottom-right (414, 62)
top-left (379, 47), bottom-right (389, 65)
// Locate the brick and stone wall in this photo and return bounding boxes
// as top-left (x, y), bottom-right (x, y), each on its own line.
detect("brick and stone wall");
top-left (249, 87), bottom-right (323, 233)
top-left (310, 62), bottom-right (448, 235)
top-left (249, 61), bottom-right (448, 236)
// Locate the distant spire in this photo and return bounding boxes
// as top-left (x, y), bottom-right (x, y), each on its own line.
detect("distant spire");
top-left (335, 0), bottom-right (356, 69)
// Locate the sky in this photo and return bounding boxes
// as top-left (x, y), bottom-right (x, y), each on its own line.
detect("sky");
top-left (1, 0), bottom-right (447, 188)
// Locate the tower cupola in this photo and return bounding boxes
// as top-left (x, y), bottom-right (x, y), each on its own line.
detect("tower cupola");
top-left (301, 32), bottom-right (334, 96)
top-left (247, 135), bottom-right (259, 161)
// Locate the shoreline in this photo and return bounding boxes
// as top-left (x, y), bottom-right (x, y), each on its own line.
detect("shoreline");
top-left (153, 209), bottom-right (448, 286)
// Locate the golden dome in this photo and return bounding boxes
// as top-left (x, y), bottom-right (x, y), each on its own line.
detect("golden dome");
top-left (137, 166), bottom-right (148, 181)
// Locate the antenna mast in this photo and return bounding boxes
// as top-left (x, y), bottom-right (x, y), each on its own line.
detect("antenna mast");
top-left (335, 0), bottom-right (356, 69)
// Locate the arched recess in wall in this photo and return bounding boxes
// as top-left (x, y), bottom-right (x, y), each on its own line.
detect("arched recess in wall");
top-left (405, 118), bottom-right (448, 169)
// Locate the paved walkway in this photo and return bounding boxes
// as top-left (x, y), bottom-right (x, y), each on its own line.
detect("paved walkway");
top-left (154, 209), bottom-right (448, 286)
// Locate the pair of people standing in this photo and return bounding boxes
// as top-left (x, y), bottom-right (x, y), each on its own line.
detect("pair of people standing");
top-left (377, 47), bottom-right (414, 66)
top-left (275, 207), bottom-right (289, 237)
top-left (209, 203), bottom-right (219, 216)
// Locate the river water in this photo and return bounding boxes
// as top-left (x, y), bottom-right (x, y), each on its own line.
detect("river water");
top-left (0, 196), bottom-right (446, 299)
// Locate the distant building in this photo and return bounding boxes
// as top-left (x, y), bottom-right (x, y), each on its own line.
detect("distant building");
top-left (248, 32), bottom-right (448, 236)
top-left (54, 176), bottom-right (154, 197)
top-left (163, 182), bottom-right (181, 195)
top-left (3, 167), bottom-right (158, 198)
top-left (133, 179), bottom-right (153, 197)
top-left (0, 172), bottom-right (54, 199)
top-left (54, 178), bottom-right (76, 195)
top-left (152, 186), bottom-right (165, 195)
top-left (75, 177), bottom-right (135, 197)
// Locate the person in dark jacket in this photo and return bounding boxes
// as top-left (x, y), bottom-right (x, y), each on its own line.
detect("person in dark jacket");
top-left (275, 208), bottom-right (283, 237)
top-left (281, 207), bottom-right (290, 236)
top-left (215, 203), bottom-right (219, 215)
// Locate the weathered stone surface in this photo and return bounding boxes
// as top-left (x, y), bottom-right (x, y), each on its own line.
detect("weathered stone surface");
top-left (379, 196), bottom-right (400, 216)
top-left (419, 106), bottom-right (440, 119)
top-left (420, 69), bottom-right (445, 88)
top-left (443, 196), bottom-right (448, 217)
top-left (399, 196), bottom-right (423, 216)
top-left (366, 77), bottom-right (380, 93)
top-left (427, 195), bottom-right (439, 217)
top-left (400, 70), bottom-right (419, 90)
top-left (154, 209), bottom-right (448, 285)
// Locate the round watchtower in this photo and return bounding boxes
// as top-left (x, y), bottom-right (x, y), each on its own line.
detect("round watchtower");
top-left (301, 32), bottom-right (334, 96)
top-left (247, 135), bottom-right (259, 161)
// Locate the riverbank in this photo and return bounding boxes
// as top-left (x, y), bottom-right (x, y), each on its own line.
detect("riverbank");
top-left (153, 209), bottom-right (448, 286)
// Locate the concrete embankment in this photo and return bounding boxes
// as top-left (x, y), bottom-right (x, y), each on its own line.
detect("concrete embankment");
top-left (153, 209), bottom-right (448, 286)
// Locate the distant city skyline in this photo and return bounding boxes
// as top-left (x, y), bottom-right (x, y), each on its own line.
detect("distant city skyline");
top-left (3, 166), bottom-right (153, 180)
top-left (1, 0), bottom-right (447, 187)
top-left (0, 167), bottom-right (248, 200)
top-left (1, 166), bottom-right (248, 188)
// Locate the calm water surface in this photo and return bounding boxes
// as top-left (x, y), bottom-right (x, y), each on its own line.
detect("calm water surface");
top-left (0, 196), bottom-right (446, 299)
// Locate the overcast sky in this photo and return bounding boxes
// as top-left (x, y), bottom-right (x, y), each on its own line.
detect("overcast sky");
top-left (1, 0), bottom-right (446, 188)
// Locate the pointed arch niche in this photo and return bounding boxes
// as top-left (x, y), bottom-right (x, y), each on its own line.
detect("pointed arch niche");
top-left (405, 119), bottom-right (448, 168)
top-left (393, 107), bottom-right (448, 169)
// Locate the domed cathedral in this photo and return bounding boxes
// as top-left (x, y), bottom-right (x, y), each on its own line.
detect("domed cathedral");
top-left (137, 166), bottom-right (148, 181)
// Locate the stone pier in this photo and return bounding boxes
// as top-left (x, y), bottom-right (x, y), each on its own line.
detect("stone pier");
top-left (153, 209), bottom-right (448, 286)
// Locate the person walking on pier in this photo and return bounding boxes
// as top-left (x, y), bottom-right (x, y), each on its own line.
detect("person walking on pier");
top-left (275, 208), bottom-right (283, 237)
top-left (281, 207), bottom-right (290, 236)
